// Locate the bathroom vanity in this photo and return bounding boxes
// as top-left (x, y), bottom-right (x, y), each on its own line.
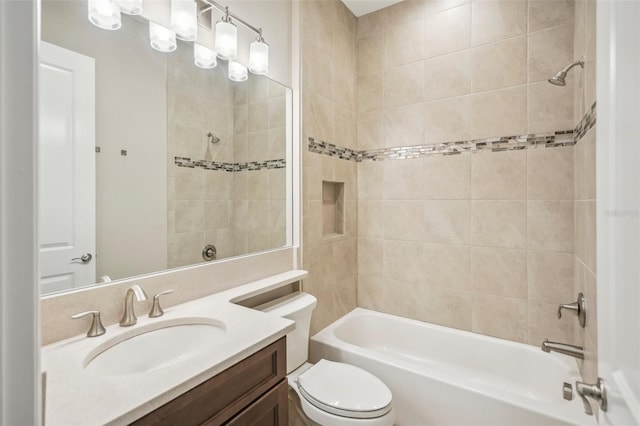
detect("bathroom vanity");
top-left (132, 337), bottom-right (287, 426)
top-left (41, 271), bottom-right (306, 426)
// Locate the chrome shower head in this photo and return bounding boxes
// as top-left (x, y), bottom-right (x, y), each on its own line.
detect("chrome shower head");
top-left (548, 58), bottom-right (584, 86)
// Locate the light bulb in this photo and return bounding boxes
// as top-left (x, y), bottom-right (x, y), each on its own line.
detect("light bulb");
top-left (149, 22), bottom-right (177, 53)
top-left (228, 61), bottom-right (248, 82)
top-left (115, 0), bottom-right (142, 15)
top-left (249, 39), bottom-right (269, 75)
top-left (194, 44), bottom-right (217, 69)
top-left (215, 19), bottom-right (238, 60)
top-left (171, 0), bottom-right (198, 41)
top-left (88, 0), bottom-right (121, 30)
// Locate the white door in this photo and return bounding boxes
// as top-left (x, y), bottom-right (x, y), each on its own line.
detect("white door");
top-left (38, 41), bottom-right (96, 295)
top-left (597, 1), bottom-right (640, 424)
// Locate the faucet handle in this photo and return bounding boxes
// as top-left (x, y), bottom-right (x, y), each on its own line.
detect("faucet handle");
top-left (557, 292), bottom-right (586, 327)
top-left (576, 378), bottom-right (607, 415)
top-left (149, 290), bottom-right (174, 318)
top-left (71, 311), bottom-right (106, 337)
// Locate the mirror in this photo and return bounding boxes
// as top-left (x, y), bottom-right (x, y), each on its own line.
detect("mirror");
top-left (39, 0), bottom-right (291, 296)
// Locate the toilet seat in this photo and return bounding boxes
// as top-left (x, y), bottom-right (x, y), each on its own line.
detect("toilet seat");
top-left (296, 360), bottom-right (393, 419)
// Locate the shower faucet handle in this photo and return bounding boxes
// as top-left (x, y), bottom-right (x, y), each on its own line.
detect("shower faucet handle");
top-left (557, 293), bottom-right (586, 327)
top-left (149, 289), bottom-right (174, 318)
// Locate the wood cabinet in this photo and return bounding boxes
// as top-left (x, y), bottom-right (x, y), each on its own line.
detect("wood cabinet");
top-left (131, 337), bottom-right (288, 426)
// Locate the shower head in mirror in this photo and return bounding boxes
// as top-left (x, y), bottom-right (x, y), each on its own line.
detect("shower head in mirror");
top-left (548, 58), bottom-right (584, 86)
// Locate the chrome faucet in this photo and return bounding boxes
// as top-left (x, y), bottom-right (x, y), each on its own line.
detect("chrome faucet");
top-left (541, 339), bottom-right (584, 359)
top-left (119, 284), bottom-right (147, 327)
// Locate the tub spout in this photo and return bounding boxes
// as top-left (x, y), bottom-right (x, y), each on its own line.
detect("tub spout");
top-left (541, 339), bottom-right (584, 359)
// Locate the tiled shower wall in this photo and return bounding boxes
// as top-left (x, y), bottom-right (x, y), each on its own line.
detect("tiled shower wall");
top-left (572, 0), bottom-right (598, 390)
top-left (168, 51), bottom-right (287, 268)
top-left (301, 0), bottom-right (359, 334)
top-left (355, 0), bottom-right (579, 345)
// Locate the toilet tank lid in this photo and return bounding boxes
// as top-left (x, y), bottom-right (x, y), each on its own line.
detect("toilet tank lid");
top-left (257, 292), bottom-right (317, 317)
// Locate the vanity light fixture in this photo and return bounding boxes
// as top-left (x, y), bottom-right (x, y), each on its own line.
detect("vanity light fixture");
top-left (115, 0), bottom-right (142, 15)
top-left (214, 8), bottom-right (238, 60)
top-left (228, 60), bottom-right (248, 82)
top-left (88, 0), bottom-right (122, 30)
top-left (149, 22), bottom-right (177, 53)
top-left (249, 33), bottom-right (269, 75)
top-left (194, 43), bottom-right (217, 69)
top-left (171, 0), bottom-right (198, 41)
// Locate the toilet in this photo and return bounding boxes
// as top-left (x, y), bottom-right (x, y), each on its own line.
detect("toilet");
top-left (261, 292), bottom-right (395, 426)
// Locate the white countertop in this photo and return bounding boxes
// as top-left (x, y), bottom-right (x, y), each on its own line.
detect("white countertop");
top-left (42, 270), bottom-right (307, 426)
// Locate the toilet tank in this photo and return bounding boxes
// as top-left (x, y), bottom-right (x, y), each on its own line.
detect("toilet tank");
top-left (259, 292), bottom-right (317, 373)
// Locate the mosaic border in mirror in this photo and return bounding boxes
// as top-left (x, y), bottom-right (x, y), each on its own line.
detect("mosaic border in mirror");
top-left (175, 157), bottom-right (286, 172)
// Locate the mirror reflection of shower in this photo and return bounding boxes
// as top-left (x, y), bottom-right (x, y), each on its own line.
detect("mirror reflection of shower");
top-left (548, 58), bottom-right (585, 86)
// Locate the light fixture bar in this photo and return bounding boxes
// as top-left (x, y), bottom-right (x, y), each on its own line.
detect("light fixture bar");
top-left (200, 0), bottom-right (262, 37)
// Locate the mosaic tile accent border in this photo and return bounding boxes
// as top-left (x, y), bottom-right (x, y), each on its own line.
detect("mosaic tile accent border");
top-left (575, 102), bottom-right (596, 141)
top-left (309, 130), bottom-right (576, 162)
top-left (175, 157), bottom-right (286, 172)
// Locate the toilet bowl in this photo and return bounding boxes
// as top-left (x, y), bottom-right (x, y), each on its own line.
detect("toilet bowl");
top-left (260, 292), bottom-right (394, 426)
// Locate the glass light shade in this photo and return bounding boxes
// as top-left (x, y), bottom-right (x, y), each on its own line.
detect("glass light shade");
top-left (171, 0), bottom-right (198, 41)
top-left (215, 20), bottom-right (238, 60)
top-left (249, 40), bottom-right (269, 75)
top-left (194, 44), bottom-right (217, 69)
top-left (228, 61), bottom-right (248, 82)
top-left (149, 22), bottom-right (177, 53)
top-left (88, 0), bottom-right (122, 30)
top-left (115, 0), bottom-right (142, 15)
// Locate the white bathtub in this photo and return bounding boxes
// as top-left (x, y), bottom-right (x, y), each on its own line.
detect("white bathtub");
top-left (309, 308), bottom-right (594, 426)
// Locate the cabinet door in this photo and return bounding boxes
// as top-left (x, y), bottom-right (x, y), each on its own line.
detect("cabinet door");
top-left (221, 379), bottom-right (288, 426)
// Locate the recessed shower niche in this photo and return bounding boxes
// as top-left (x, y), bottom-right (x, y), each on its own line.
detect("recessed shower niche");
top-left (322, 181), bottom-right (345, 237)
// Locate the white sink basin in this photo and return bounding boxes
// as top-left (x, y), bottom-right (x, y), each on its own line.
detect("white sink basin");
top-left (85, 319), bottom-right (226, 376)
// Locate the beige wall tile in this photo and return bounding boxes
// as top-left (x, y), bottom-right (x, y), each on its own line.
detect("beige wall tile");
top-left (248, 131), bottom-right (269, 162)
top-left (333, 104), bottom-right (357, 149)
top-left (382, 0), bottom-right (426, 28)
top-left (471, 36), bottom-right (527, 92)
top-left (248, 100), bottom-right (269, 133)
top-left (528, 80), bottom-right (574, 134)
top-left (358, 238), bottom-right (384, 276)
top-left (471, 86), bottom-right (527, 139)
top-left (471, 150), bottom-right (526, 199)
top-left (175, 167), bottom-right (206, 200)
top-left (424, 50), bottom-right (471, 101)
top-left (422, 243), bottom-right (471, 290)
top-left (528, 25), bottom-right (574, 83)
top-left (424, 95), bottom-right (472, 144)
top-left (383, 239), bottom-right (424, 283)
top-left (423, 154), bottom-right (471, 199)
top-left (333, 238), bottom-right (357, 282)
top-left (574, 200), bottom-right (586, 261)
top-left (528, 250), bottom-right (574, 304)
top-left (424, 200), bottom-right (471, 244)
top-left (528, 300), bottom-right (577, 346)
top-left (233, 105), bottom-right (248, 135)
top-left (471, 200), bottom-right (527, 248)
top-left (357, 274), bottom-right (386, 311)
top-left (472, 293), bottom-right (528, 343)
top-left (357, 32), bottom-right (383, 75)
top-left (204, 200), bottom-right (231, 230)
top-left (175, 200), bottom-right (205, 233)
top-left (358, 161), bottom-right (385, 200)
top-left (357, 10), bottom-right (385, 38)
top-left (268, 96), bottom-right (286, 129)
top-left (384, 62), bottom-right (425, 108)
top-left (527, 147), bottom-right (574, 200)
top-left (528, 200), bottom-right (574, 252)
top-left (471, 0), bottom-right (527, 46)
top-left (308, 93), bottom-right (334, 142)
top-left (358, 72), bottom-right (383, 112)
top-left (303, 47), bottom-right (333, 101)
top-left (422, 285), bottom-right (473, 330)
top-left (384, 200), bottom-right (427, 241)
top-left (358, 200), bottom-right (385, 238)
top-left (424, 3), bottom-right (471, 58)
top-left (358, 111), bottom-right (384, 150)
top-left (384, 104), bottom-right (425, 147)
top-left (585, 200), bottom-right (596, 273)
top-left (381, 279), bottom-right (427, 320)
top-left (333, 65), bottom-right (357, 112)
top-left (583, 127), bottom-right (596, 200)
top-left (385, 19), bottom-right (425, 68)
top-left (383, 158), bottom-right (424, 200)
top-left (528, 0), bottom-right (574, 33)
top-left (471, 247), bottom-right (527, 298)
